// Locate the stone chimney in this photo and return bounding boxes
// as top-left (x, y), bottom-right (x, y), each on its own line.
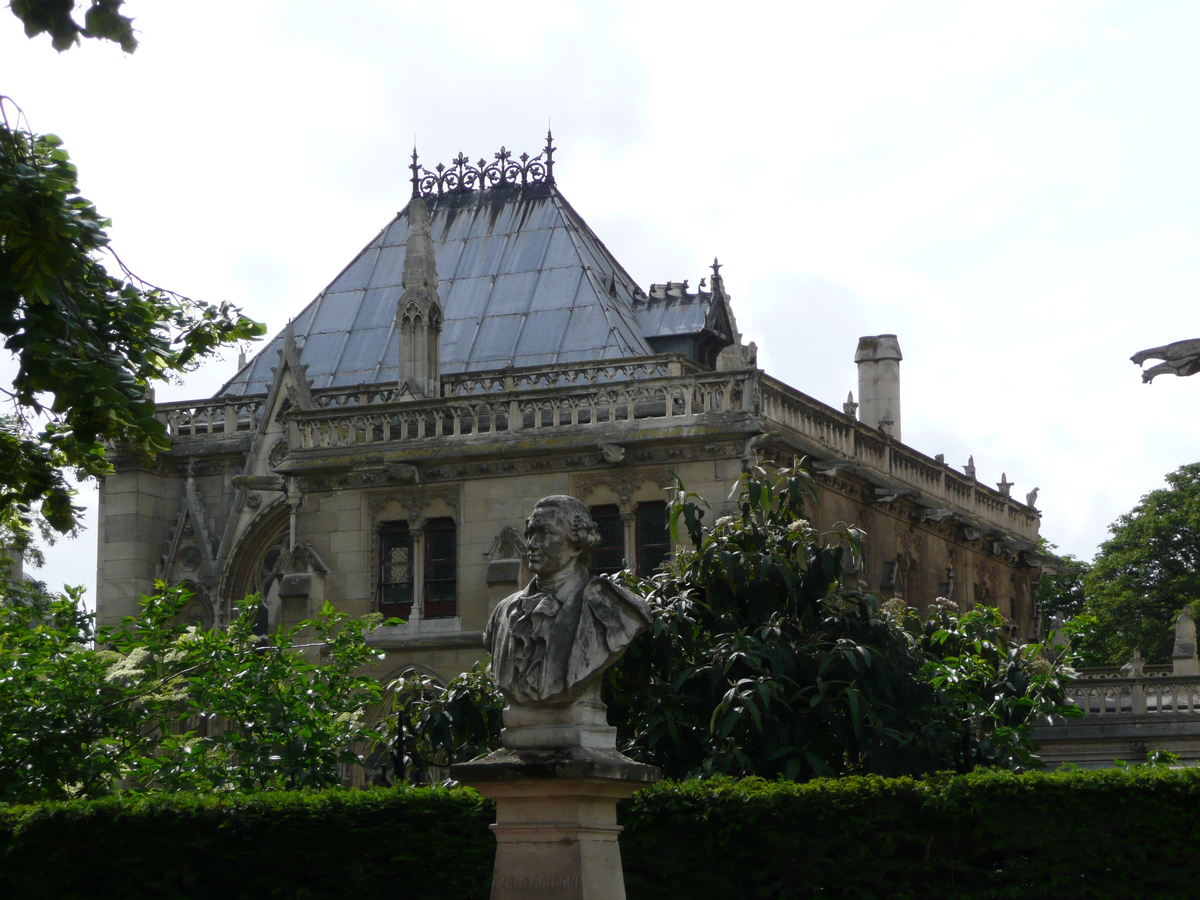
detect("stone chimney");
top-left (854, 334), bottom-right (902, 441)
top-left (398, 195), bottom-right (443, 398)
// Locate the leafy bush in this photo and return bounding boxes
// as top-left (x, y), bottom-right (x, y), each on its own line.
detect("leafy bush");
top-left (105, 586), bottom-right (390, 792)
top-left (0, 581), bottom-right (392, 801)
top-left (0, 581), bottom-right (140, 801)
top-left (390, 660), bottom-right (504, 783)
top-left (605, 464), bottom-right (1073, 779)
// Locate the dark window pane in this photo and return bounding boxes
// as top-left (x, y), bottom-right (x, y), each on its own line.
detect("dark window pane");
top-left (590, 504), bottom-right (624, 576)
top-left (636, 501), bottom-right (671, 576)
top-left (380, 524), bottom-right (413, 617)
top-left (424, 517), bottom-right (457, 618)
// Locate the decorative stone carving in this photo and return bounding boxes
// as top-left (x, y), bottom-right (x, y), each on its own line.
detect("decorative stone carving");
top-left (572, 471), bottom-right (673, 512)
top-left (598, 443), bottom-right (626, 465)
top-left (484, 525), bottom-right (527, 585)
top-left (366, 485), bottom-right (459, 521)
top-left (177, 546), bottom-right (202, 572)
top-left (1132, 338), bottom-right (1200, 382)
top-left (268, 439), bottom-right (289, 470)
top-left (484, 496), bottom-right (651, 708)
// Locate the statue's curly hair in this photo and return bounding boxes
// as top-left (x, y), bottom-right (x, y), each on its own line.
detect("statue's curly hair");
top-left (528, 495), bottom-right (602, 551)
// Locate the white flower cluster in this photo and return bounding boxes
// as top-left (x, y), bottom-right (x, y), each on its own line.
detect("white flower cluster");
top-left (714, 516), bottom-right (735, 528)
top-left (787, 519), bottom-right (811, 534)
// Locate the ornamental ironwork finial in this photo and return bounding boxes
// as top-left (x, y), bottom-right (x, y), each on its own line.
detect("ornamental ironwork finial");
top-left (711, 258), bottom-right (723, 285)
top-left (410, 136), bottom-right (557, 199)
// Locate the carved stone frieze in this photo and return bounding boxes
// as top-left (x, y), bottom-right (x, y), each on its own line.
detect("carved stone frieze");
top-left (572, 471), bottom-right (674, 509)
top-left (367, 485), bottom-right (461, 523)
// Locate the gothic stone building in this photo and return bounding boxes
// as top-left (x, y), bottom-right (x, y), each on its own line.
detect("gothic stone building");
top-left (96, 136), bottom-right (1044, 683)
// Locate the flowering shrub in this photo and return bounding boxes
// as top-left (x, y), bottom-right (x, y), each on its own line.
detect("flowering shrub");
top-left (0, 581), bottom-right (391, 801)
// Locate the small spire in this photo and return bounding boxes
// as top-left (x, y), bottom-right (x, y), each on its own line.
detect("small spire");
top-left (409, 146), bottom-right (421, 199)
top-left (544, 129), bottom-right (555, 184)
top-left (403, 196), bottom-right (439, 294)
top-left (843, 391), bottom-right (858, 419)
top-left (398, 194), bottom-right (443, 399)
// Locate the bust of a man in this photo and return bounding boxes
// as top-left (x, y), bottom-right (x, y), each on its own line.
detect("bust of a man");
top-left (484, 495), bottom-right (652, 706)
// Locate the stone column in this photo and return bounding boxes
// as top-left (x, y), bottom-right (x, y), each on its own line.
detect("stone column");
top-left (452, 686), bottom-right (659, 900)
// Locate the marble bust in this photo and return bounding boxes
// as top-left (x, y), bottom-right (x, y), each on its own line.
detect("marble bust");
top-left (484, 495), bottom-right (652, 706)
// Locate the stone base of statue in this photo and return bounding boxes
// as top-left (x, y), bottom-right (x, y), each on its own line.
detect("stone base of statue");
top-left (451, 688), bottom-right (660, 900)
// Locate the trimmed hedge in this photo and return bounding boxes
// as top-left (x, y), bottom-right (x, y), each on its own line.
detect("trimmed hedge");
top-left (623, 769), bottom-right (1200, 899)
top-left (0, 787), bottom-right (494, 900)
top-left (4, 769), bottom-right (1200, 899)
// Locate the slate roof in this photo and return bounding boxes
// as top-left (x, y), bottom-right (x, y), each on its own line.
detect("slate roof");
top-left (220, 183), bottom-right (661, 397)
top-left (633, 283), bottom-right (733, 342)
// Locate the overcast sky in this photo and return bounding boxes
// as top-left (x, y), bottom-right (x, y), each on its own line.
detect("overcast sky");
top-left (4, 1), bottom-right (1200, 601)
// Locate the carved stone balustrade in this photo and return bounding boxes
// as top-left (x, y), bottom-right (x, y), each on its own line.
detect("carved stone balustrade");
top-left (155, 398), bottom-right (265, 439)
top-left (1034, 669), bottom-right (1200, 768)
top-left (758, 375), bottom-right (1040, 542)
top-left (1065, 675), bottom-right (1200, 716)
top-left (288, 370), bottom-right (751, 451)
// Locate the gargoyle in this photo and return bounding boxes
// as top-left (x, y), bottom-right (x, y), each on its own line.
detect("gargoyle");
top-left (1131, 338), bottom-right (1200, 383)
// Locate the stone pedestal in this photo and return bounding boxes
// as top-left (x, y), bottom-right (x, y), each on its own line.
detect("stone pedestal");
top-left (452, 692), bottom-right (659, 900)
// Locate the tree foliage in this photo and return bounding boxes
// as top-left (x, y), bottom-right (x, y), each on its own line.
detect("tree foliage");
top-left (0, 582), bottom-right (390, 803)
top-left (0, 102), bottom-right (264, 538)
top-left (0, 580), bottom-right (140, 801)
top-left (1079, 462), bottom-right (1200, 665)
top-left (8, 0), bottom-right (136, 52)
top-left (1034, 538), bottom-right (1092, 622)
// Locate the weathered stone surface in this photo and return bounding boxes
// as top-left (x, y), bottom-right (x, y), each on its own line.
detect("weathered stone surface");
top-left (484, 497), bottom-right (651, 706)
top-left (453, 749), bottom-right (659, 900)
top-left (452, 746), bottom-right (659, 784)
